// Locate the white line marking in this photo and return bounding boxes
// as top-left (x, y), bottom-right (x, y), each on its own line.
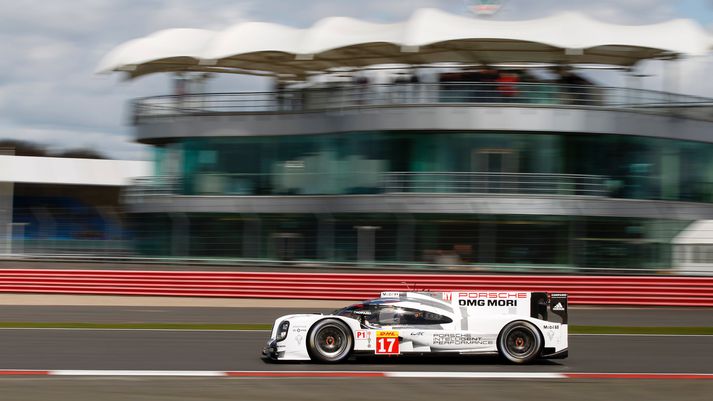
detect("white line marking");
top-left (51, 370), bottom-right (225, 377)
top-left (386, 372), bottom-right (565, 379)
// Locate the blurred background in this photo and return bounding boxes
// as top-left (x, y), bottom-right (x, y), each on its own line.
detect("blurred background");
top-left (3, 1), bottom-right (713, 276)
top-left (1, 2), bottom-right (713, 400)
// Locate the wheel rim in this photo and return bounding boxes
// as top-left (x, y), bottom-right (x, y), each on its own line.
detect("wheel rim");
top-left (505, 328), bottom-right (536, 358)
top-left (314, 326), bottom-right (347, 358)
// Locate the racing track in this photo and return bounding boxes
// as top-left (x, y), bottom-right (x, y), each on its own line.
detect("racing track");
top-left (0, 329), bottom-right (711, 373)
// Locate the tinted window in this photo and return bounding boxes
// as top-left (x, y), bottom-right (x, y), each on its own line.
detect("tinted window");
top-left (400, 309), bottom-right (452, 325)
top-left (376, 306), bottom-right (452, 326)
top-left (336, 304), bottom-right (452, 326)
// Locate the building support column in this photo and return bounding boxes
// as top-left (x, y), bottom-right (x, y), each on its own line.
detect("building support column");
top-left (242, 214), bottom-right (262, 258)
top-left (478, 217), bottom-right (496, 264)
top-left (170, 213), bottom-right (190, 257)
top-left (569, 218), bottom-right (586, 267)
top-left (0, 182), bottom-right (13, 255)
top-left (355, 225), bottom-right (380, 264)
top-left (397, 214), bottom-right (415, 262)
top-left (317, 214), bottom-right (334, 261)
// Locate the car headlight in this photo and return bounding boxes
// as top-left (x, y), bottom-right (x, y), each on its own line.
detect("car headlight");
top-left (276, 320), bottom-right (290, 342)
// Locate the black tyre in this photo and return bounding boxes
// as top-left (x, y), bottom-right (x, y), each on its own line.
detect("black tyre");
top-left (498, 321), bottom-right (542, 364)
top-left (307, 319), bottom-right (353, 363)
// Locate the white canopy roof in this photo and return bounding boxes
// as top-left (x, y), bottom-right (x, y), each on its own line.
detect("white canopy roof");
top-left (0, 156), bottom-right (150, 186)
top-left (673, 220), bottom-right (713, 245)
top-left (98, 8), bottom-right (713, 79)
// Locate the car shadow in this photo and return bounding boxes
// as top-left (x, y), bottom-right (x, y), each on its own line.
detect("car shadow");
top-left (263, 353), bottom-right (564, 366)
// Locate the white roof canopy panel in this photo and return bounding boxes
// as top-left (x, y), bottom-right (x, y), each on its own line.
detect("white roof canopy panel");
top-left (673, 220), bottom-right (713, 245)
top-left (97, 8), bottom-right (713, 79)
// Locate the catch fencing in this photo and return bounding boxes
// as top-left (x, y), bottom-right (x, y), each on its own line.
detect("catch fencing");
top-left (1, 270), bottom-right (712, 306)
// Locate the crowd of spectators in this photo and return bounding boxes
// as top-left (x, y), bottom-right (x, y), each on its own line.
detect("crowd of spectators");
top-left (270, 66), bottom-right (599, 110)
top-left (436, 67), bottom-right (597, 104)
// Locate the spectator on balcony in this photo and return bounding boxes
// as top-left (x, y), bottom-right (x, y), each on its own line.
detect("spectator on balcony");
top-left (173, 73), bottom-right (188, 112)
top-left (273, 79), bottom-right (287, 111)
top-left (479, 68), bottom-right (499, 102)
top-left (352, 73), bottom-right (369, 105)
top-left (496, 71), bottom-right (520, 102)
top-left (392, 72), bottom-right (411, 103)
top-left (409, 70), bottom-right (422, 103)
top-left (557, 68), bottom-right (594, 105)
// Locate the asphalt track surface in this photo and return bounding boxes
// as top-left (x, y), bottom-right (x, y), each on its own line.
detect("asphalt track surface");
top-left (0, 329), bottom-right (711, 373)
top-left (0, 377), bottom-right (709, 401)
top-left (1, 305), bottom-right (712, 326)
top-left (0, 320), bottom-right (711, 400)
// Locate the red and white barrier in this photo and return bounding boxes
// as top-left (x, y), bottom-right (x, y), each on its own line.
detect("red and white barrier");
top-left (1, 270), bottom-right (712, 306)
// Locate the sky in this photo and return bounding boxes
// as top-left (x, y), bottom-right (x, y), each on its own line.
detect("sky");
top-left (1, 0), bottom-right (713, 161)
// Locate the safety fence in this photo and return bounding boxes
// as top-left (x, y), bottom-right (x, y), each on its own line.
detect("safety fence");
top-left (1, 270), bottom-right (712, 306)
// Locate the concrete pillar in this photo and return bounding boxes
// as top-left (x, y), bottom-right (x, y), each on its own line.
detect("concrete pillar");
top-left (170, 213), bottom-right (190, 257)
top-left (397, 214), bottom-right (415, 262)
top-left (0, 182), bottom-right (13, 254)
top-left (242, 214), bottom-right (262, 258)
top-left (355, 225), bottom-right (380, 263)
top-left (478, 218), bottom-right (496, 263)
top-left (568, 219), bottom-right (583, 267)
top-left (317, 214), bottom-right (334, 261)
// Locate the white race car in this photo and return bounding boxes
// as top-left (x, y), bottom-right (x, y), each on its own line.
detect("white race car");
top-left (263, 291), bottom-right (568, 364)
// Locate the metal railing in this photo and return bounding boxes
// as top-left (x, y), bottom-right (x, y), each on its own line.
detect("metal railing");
top-left (123, 176), bottom-right (181, 204)
top-left (383, 172), bottom-right (608, 196)
top-left (133, 82), bottom-right (713, 121)
top-left (124, 172), bottom-right (609, 200)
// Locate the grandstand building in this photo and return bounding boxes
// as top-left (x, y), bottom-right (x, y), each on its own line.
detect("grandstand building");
top-left (0, 155), bottom-right (150, 255)
top-left (102, 9), bottom-right (713, 270)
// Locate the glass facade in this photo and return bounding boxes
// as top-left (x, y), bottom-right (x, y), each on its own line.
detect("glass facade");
top-left (133, 129), bottom-right (713, 269)
top-left (155, 132), bottom-right (713, 203)
top-left (129, 213), bottom-right (687, 269)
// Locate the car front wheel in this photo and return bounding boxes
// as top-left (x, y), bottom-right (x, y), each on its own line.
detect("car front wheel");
top-left (307, 319), bottom-right (353, 363)
top-left (498, 321), bottom-right (542, 364)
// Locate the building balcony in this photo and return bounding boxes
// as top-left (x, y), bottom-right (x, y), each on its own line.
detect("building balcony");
top-left (124, 171), bottom-right (713, 220)
top-left (133, 82), bottom-right (713, 124)
top-left (125, 171), bottom-right (609, 202)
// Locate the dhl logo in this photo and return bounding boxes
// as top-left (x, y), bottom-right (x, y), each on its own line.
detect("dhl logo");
top-left (376, 330), bottom-right (398, 337)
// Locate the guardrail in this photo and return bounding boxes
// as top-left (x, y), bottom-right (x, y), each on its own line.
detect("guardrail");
top-left (124, 172), bottom-right (609, 199)
top-left (383, 172), bottom-right (608, 196)
top-left (1, 270), bottom-right (712, 306)
top-left (133, 82), bottom-right (713, 122)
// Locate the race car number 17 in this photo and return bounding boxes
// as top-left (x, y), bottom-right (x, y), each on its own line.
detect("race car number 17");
top-left (375, 330), bottom-right (399, 354)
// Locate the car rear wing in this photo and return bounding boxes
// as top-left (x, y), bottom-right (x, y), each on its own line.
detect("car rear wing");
top-left (531, 292), bottom-right (568, 324)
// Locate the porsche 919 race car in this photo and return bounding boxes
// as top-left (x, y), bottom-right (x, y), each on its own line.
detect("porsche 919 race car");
top-left (263, 291), bottom-right (568, 364)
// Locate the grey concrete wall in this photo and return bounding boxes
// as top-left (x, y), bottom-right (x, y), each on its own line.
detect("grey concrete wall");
top-left (135, 105), bottom-right (713, 144)
top-left (127, 194), bottom-right (713, 221)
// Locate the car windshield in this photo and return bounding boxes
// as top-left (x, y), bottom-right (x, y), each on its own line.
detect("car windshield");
top-left (334, 301), bottom-right (452, 326)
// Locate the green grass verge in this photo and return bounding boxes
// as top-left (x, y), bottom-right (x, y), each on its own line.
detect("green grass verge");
top-left (0, 322), bottom-right (273, 330)
top-left (569, 325), bottom-right (713, 335)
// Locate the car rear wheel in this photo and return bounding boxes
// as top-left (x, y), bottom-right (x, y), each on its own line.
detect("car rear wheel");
top-left (498, 321), bottom-right (542, 364)
top-left (307, 319), bottom-right (353, 363)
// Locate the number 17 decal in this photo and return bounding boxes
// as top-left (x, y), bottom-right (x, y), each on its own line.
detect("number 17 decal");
top-left (375, 330), bottom-right (400, 354)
